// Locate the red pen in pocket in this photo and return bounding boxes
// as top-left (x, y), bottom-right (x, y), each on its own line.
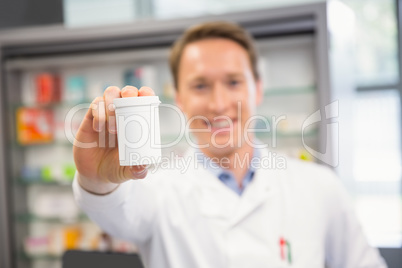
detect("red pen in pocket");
top-left (279, 236), bottom-right (292, 264)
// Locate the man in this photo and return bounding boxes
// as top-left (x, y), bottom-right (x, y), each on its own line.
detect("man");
top-left (73, 22), bottom-right (386, 268)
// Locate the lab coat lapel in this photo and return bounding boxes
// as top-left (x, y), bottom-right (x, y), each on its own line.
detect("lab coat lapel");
top-left (229, 148), bottom-right (286, 227)
top-left (198, 168), bottom-right (241, 219)
top-left (184, 148), bottom-right (240, 219)
top-left (229, 164), bottom-right (282, 227)
top-left (183, 147), bottom-right (285, 224)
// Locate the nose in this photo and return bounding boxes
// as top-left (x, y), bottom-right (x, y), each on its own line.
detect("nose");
top-left (208, 82), bottom-right (230, 114)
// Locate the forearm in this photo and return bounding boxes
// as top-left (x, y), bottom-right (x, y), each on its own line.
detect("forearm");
top-left (72, 172), bottom-right (157, 244)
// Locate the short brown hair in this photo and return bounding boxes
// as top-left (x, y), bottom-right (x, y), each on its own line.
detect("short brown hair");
top-left (169, 21), bottom-right (259, 90)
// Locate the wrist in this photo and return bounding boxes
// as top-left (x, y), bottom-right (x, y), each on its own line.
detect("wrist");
top-left (77, 172), bottom-right (119, 195)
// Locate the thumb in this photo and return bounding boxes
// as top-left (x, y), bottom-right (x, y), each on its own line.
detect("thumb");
top-left (122, 165), bottom-right (148, 180)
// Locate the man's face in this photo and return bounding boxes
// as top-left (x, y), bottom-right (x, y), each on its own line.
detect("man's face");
top-left (176, 38), bottom-right (262, 157)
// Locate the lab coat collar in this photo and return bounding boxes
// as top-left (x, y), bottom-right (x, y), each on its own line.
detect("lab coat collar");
top-left (184, 147), bottom-right (286, 226)
top-left (230, 147), bottom-right (286, 227)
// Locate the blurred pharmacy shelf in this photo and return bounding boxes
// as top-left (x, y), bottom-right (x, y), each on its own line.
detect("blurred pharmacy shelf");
top-left (0, 2), bottom-right (356, 268)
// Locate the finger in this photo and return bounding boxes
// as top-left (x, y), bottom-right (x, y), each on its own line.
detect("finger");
top-left (123, 165), bottom-right (148, 180)
top-left (121, 85), bottom-right (139, 98)
top-left (91, 96), bottom-right (106, 132)
top-left (103, 86), bottom-right (121, 134)
top-left (138, 86), bottom-right (155, 96)
top-left (78, 103), bottom-right (96, 134)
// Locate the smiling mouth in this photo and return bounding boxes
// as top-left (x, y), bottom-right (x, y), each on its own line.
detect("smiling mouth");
top-left (207, 118), bottom-right (237, 131)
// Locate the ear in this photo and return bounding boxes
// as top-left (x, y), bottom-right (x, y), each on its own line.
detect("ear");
top-left (255, 79), bottom-right (263, 105)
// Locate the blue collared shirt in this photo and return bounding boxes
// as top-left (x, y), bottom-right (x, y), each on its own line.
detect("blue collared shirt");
top-left (195, 149), bottom-right (259, 195)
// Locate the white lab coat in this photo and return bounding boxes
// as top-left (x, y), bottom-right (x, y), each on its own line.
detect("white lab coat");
top-left (73, 148), bottom-right (387, 268)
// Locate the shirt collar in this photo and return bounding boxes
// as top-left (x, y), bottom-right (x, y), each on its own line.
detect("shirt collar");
top-left (195, 147), bottom-right (260, 191)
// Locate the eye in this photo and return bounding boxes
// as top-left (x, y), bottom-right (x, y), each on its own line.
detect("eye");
top-left (194, 83), bottom-right (207, 90)
top-left (228, 79), bottom-right (240, 87)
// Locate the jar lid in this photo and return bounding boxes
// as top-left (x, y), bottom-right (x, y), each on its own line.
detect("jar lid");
top-left (113, 96), bottom-right (161, 108)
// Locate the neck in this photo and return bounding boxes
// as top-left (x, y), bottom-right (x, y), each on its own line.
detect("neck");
top-left (200, 138), bottom-right (255, 185)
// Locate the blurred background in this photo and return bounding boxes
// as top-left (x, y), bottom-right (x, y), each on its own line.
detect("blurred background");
top-left (0, 0), bottom-right (400, 267)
